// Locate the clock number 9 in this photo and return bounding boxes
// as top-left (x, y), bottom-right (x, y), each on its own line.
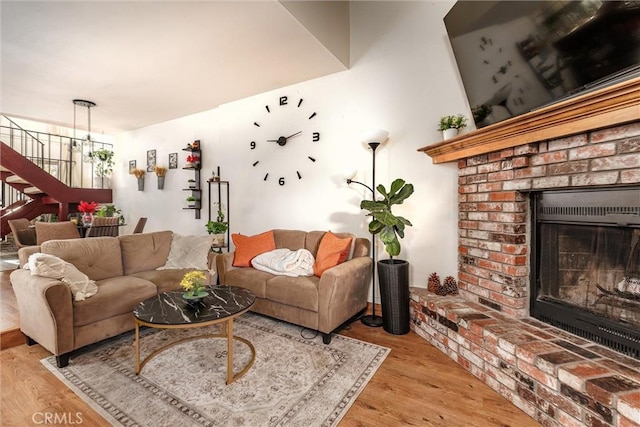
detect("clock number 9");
top-left (279, 177), bottom-right (285, 186)
top-left (250, 141), bottom-right (256, 150)
top-left (312, 132), bottom-right (320, 142)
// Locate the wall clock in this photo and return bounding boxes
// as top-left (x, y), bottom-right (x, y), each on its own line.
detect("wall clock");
top-left (249, 95), bottom-right (320, 186)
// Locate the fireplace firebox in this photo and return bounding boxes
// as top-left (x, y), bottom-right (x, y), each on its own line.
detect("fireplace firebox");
top-left (531, 186), bottom-right (640, 357)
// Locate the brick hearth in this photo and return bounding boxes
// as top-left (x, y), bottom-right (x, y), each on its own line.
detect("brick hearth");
top-left (410, 121), bottom-right (640, 426)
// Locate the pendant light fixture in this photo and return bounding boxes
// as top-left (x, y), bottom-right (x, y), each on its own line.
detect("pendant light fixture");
top-left (72, 99), bottom-right (96, 154)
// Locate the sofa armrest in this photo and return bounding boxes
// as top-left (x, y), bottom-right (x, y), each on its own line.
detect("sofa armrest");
top-left (216, 252), bottom-right (238, 284)
top-left (18, 245), bottom-right (41, 268)
top-left (317, 256), bottom-right (372, 333)
top-left (9, 269), bottom-right (74, 356)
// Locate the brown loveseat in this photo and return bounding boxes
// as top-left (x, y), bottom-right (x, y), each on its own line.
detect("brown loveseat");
top-left (10, 231), bottom-right (215, 367)
top-left (216, 229), bottom-right (372, 344)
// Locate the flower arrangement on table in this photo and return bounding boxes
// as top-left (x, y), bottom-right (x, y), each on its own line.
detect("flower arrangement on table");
top-left (77, 200), bottom-right (98, 225)
top-left (180, 271), bottom-right (208, 300)
top-left (78, 200), bottom-right (98, 214)
top-left (437, 114), bottom-right (468, 131)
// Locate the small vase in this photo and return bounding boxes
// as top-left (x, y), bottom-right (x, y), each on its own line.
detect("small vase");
top-left (137, 177), bottom-right (144, 191)
top-left (157, 176), bottom-right (165, 190)
top-left (442, 128), bottom-right (458, 140)
top-left (82, 213), bottom-right (93, 226)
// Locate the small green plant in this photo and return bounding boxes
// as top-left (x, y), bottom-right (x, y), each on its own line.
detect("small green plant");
top-left (91, 148), bottom-right (115, 177)
top-left (437, 114), bottom-right (468, 131)
top-left (186, 196), bottom-right (197, 202)
top-left (360, 178), bottom-right (414, 257)
top-left (205, 209), bottom-right (228, 234)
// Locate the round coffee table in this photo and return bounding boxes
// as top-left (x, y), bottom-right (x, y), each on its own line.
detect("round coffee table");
top-left (133, 285), bottom-right (255, 384)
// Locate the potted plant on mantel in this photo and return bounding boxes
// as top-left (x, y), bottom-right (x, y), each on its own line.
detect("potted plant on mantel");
top-left (438, 114), bottom-right (468, 140)
top-left (360, 178), bottom-right (414, 335)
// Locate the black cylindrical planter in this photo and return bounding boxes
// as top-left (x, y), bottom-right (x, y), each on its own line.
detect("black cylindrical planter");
top-left (377, 259), bottom-right (410, 335)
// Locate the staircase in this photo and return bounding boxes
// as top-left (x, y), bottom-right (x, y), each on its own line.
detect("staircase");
top-left (1, 116), bottom-right (112, 237)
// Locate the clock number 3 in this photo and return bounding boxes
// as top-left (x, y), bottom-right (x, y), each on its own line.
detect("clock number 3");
top-left (312, 132), bottom-right (320, 142)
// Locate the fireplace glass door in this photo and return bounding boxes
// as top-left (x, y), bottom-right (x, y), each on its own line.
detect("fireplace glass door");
top-left (538, 223), bottom-right (640, 327)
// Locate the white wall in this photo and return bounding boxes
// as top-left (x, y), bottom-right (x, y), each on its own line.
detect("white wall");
top-left (114, 1), bottom-right (466, 300)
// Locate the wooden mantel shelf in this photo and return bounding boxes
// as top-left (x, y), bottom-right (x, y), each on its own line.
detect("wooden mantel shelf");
top-left (418, 76), bottom-right (640, 164)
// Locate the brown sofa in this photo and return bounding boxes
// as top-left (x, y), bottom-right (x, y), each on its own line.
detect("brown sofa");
top-left (10, 231), bottom-right (215, 367)
top-left (216, 229), bottom-right (372, 344)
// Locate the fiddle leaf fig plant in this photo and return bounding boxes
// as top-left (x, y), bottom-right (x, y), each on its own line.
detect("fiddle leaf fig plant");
top-left (360, 178), bottom-right (414, 257)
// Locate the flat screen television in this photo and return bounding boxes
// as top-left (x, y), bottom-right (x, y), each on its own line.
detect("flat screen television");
top-left (444, 1), bottom-right (640, 128)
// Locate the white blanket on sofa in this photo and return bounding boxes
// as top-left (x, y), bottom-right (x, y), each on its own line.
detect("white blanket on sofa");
top-left (251, 248), bottom-right (315, 277)
top-left (26, 253), bottom-right (98, 301)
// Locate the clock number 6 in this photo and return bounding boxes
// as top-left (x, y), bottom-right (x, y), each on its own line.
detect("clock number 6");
top-left (250, 141), bottom-right (256, 150)
top-left (279, 177), bottom-right (285, 186)
top-left (312, 132), bottom-right (320, 142)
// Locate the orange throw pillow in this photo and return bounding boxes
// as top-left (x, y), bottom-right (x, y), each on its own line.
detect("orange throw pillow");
top-left (313, 231), bottom-right (353, 277)
top-left (232, 231), bottom-right (276, 267)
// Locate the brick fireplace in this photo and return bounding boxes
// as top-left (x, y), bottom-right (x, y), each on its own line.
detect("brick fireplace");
top-left (412, 78), bottom-right (640, 426)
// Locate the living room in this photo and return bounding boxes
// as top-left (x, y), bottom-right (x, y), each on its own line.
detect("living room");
top-left (2, 1), bottom-right (640, 426)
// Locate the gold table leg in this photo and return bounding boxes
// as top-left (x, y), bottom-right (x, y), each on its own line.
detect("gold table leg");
top-left (134, 320), bottom-right (256, 385)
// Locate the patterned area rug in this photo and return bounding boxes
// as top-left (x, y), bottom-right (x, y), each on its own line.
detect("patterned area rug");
top-left (42, 313), bottom-right (389, 426)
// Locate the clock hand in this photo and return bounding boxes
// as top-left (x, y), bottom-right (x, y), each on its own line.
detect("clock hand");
top-left (285, 131), bottom-right (301, 139)
top-left (266, 131), bottom-right (302, 146)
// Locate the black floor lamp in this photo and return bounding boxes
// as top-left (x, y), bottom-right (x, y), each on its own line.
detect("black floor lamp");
top-left (346, 129), bottom-right (389, 327)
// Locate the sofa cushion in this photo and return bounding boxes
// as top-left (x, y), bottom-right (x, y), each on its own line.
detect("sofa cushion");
top-left (313, 232), bottom-right (353, 277)
top-left (232, 231), bottom-right (276, 267)
top-left (273, 230), bottom-right (307, 252)
top-left (265, 275), bottom-right (320, 312)
top-left (73, 276), bottom-right (157, 327)
top-left (130, 268), bottom-right (210, 295)
top-left (35, 221), bottom-right (81, 245)
top-left (224, 268), bottom-right (273, 298)
top-left (119, 231), bottom-right (173, 275)
top-left (158, 233), bottom-right (214, 270)
top-left (41, 236), bottom-right (123, 281)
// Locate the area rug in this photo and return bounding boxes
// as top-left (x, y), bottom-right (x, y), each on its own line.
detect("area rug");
top-left (42, 313), bottom-right (389, 426)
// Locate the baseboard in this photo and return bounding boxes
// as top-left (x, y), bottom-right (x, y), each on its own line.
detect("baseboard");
top-left (1, 327), bottom-right (23, 350)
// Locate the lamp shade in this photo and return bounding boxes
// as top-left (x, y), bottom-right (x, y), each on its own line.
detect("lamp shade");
top-left (361, 129), bottom-right (389, 145)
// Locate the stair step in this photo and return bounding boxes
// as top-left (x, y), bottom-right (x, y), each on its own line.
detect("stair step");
top-left (23, 186), bottom-right (42, 194)
top-left (5, 175), bottom-right (28, 184)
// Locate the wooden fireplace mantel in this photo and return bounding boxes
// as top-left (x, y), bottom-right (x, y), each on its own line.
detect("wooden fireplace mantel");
top-left (418, 76), bottom-right (640, 164)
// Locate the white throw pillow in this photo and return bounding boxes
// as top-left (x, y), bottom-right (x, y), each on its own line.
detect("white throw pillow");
top-left (158, 233), bottom-right (213, 270)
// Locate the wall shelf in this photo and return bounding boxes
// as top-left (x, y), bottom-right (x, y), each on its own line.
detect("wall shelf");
top-left (182, 144), bottom-right (201, 219)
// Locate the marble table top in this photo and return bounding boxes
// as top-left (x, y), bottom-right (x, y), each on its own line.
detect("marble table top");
top-left (133, 285), bottom-right (255, 325)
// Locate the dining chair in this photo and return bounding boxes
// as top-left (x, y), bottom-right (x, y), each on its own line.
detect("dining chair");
top-left (85, 216), bottom-right (120, 238)
top-left (133, 217), bottom-right (147, 234)
top-left (35, 221), bottom-right (81, 245)
top-left (7, 218), bottom-right (37, 248)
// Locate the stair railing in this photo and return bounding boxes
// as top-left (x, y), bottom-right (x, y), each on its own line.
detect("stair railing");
top-left (0, 115), bottom-right (113, 212)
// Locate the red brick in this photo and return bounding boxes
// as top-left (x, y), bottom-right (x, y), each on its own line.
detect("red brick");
top-left (517, 359), bottom-right (559, 389)
top-left (515, 165), bottom-right (547, 178)
top-left (619, 391), bottom-right (640, 424)
top-left (568, 143), bottom-right (616, 160)
top-left (488, 191), bottom-right (518, 201)
top-left (592, 153), bottom-right (640, 170)
top-left (621, 169), bottom-right (640, 184)
top-left (459, 184), bottom-right (478, 193)
top-left (571, 171), bottom-right (619, 186)
top-left (478, 162), bottom-right (502, 173)
top-left (467, 192), bottom-right (489, 202)
top-left (490, 292), bottom-right (527, 309)
top-left (591, 122), bottom-right (640, 142)
top-left (619, 415), bottom-right (640, 427)
top-left (477, 202), bottom-right (503, 211)
top-left (458, 159), bottom-right (468, 168)
top-left (502, 265), bottom-right (529, 276)
top-left (548, 134), bottom-right (588, 150)
top-left (459, 165), bottom-right (478, 176)
top-left (532, 175), bottom-right (570, 188)
top-left (558, 362), bottom-right (613, 391)
top-left (532, 151), bottom-right (568, 166)
top-left (477, 259), bottom-right (502, 272)
top-left (502, 244), bottom-right (528, 255)
top-left (514, 144), bottom-right (539, 155)
top-left (489, 252), bottom-right (527, 265)
top-left (488, 170), bottom-right (515, 182)
top-left (477, 182), bottom-right (503, 192)
top-left (459, 220), bottom-right (478, 229)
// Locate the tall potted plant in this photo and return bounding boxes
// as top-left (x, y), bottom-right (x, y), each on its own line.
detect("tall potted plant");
top-left (360, 178), bottom-right (414, 335)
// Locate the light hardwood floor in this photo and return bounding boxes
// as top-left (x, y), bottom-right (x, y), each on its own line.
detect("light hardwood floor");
top-left (1, 267), bottom-right (540, 427)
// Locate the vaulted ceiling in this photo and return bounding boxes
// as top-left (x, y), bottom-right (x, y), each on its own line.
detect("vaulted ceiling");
top-left (1, 1), bottom-right (349, 134)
